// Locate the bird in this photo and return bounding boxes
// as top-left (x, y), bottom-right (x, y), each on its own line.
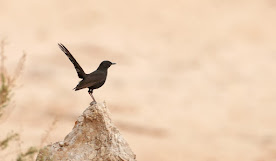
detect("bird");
top-left (58, 43), bottom-right (115, 102)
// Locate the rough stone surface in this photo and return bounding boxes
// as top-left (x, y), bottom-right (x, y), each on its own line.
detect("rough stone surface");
top-left (36, 102), bottom-right (136, 161)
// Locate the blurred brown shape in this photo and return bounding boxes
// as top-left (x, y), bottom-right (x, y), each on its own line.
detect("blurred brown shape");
top-left (0, 39), bottom-right (25, 121)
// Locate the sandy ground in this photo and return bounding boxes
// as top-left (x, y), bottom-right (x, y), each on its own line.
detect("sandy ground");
top-left (1, 0), bottom-right (276, 160)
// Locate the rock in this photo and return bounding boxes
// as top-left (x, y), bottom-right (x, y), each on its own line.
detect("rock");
top-left (36, 102), bottom-right (136, 161)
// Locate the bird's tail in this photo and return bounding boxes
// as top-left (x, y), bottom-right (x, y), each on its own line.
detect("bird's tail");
top-left (58, 43), bottom-right (86, 79)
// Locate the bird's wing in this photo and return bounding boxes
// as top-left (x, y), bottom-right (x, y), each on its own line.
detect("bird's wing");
top-left (75, 71), bottom-right (106, 90)
top-left (58, 43), bottom-right (86, 79)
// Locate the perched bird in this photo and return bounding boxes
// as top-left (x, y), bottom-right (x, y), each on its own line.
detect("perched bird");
top-left (58, 43), bottom-right (115, 102)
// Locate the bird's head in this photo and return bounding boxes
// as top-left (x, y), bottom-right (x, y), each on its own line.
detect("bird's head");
top-left (97, 60), bottom-right (116, 70)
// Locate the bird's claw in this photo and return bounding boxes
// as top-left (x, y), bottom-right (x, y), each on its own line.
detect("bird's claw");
top-left (90, 101), bottom-right (97, 106)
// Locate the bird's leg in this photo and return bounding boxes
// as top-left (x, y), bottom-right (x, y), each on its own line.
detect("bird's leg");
top-left (88, 89), bottom-right (96, 103)
top-left (90, 93), bottom-right (96, 102)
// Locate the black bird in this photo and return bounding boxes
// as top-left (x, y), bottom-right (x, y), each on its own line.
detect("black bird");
top-left (58, 43), bottom-right (115, 102)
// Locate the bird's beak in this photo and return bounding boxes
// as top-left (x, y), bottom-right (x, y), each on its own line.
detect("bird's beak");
top-left (112, 63), bottom-right (116, 65)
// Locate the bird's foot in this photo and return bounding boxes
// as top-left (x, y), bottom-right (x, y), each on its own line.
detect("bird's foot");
top-left (90, 101), bottom-right (97, 106)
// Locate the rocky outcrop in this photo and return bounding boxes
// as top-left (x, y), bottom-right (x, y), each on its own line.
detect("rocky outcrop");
top-left (36, 102), bottom-right (136, 161)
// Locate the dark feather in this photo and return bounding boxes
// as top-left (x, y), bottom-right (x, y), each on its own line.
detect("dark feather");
top-left (74, 70), bottom-right (106, 90)
top-left (58, 43), bottom-right (86, 79)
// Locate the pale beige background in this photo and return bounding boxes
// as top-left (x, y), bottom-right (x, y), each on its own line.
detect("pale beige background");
top-left (1, 0), bottom-right (276, 160)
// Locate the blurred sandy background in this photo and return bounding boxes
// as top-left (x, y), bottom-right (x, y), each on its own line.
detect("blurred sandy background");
top-left (1, 0), bottom-right (276, 160)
